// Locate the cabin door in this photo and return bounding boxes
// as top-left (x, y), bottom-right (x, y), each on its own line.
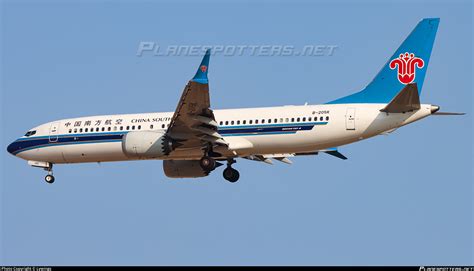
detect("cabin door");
top-left (49, 122), bottom-right (60, 142)
top-left (345, 108), bottom-right (356, 130)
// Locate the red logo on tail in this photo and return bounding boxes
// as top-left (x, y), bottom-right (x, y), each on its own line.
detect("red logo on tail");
top-left (389, 52), bottom-right (424, 84)
top-left (200, 65), bottom-right (207, 73)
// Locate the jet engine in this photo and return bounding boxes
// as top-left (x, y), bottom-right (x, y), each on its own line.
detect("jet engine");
top-left (163, 160), bottom-right (211, 178)
top-left (122, 131), bottom-right (172, 159)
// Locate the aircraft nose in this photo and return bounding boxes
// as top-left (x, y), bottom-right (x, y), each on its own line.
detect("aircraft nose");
top-left (7, 140), bottom-right (17, 155)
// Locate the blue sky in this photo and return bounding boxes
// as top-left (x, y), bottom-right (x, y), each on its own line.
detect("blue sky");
top-left (1, 0), bottom-right (472, 265)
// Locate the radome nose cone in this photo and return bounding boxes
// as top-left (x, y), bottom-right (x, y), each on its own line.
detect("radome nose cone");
top-left (7, 141), bottom-right (17, 155)
top-left (431, 105), bottom-right (440, 114)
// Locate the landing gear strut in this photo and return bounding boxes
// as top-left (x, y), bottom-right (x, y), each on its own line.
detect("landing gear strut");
top-left (43, 164), bottom-right (55, 184)
top-left (223, 159), bottom-right (240, 183)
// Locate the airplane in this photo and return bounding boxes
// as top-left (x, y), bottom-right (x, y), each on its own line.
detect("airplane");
top-left (6, 18), bottom-right (464, 184)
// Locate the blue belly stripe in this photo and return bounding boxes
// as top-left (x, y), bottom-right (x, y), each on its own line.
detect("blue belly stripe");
top-left (10, 133), bottom-right (125, 155)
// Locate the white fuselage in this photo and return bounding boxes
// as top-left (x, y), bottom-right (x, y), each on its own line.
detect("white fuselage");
top-left (9, 103), bottom-right (434, 164)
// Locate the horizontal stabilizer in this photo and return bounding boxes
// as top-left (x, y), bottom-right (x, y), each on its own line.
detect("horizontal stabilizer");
top-left (432, 112), bottom-right (466, 116)
top-left (325, 151), bottom-right (348, 160)
top-left (380, 83), bottom-right (420, 113)
top-left (320, 148), bottom-right (348, 160)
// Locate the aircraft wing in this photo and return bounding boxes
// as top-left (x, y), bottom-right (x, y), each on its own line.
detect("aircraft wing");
top-left (166, 50), bottom-right (227, 151)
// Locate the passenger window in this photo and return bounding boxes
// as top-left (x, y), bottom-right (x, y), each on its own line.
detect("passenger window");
top-left (79, 128), bottom-right (83, 133)
top-left (320, 116), bottom-right (324, 121)
top-left (74, 128), bottom-right (77, 133)
top-left (291, 118), bottom-right (295, 122)
top-left (96, 127), bottom-right (99, 132)
top-left (285, 118), bottom-right (289, 122)
top-left (219, 121), bottom-right (223, 125)
top-left (237, 120), bottom-right (240, 125)
top-left (69, 129), bottom-right (72, 133)
top-left (308, 117), bottom-right (312, 121)
top-left (108, 127), bottom-right (111, 131)
top-left (230, 121), bottom-right (234, 125)
top-left (243, 120), bottom-right (246, 125)
top-left (297, 118), bottom-right (300, 122)
top-left (161, 124), bottom-right (165, 129)
top-left (225, 121), bottom-right (229, 125)
top-left (303, 117), bottom-right (306, 122)
top-left (138, 125), bottom-right (141, 130)
top-left (120, 126), bottom-right (123, 131)
top-left (85, 128), bottom-right (88, 132)
top-left (132, 126), bottom-right (135, 130)
top-left (114, 126), bottom-right (117, 131)
top-left (262, 119), bottom-right (265, 124)
top-left (326, 116), bottom-right (329, 121)
top-left (255, 120), bottom-right (259, 124)
top-left (279, 118), bottom-right (282, 123)
top-left (268, 119), bottom-right (271, 123)
top-left (249, 120), bottom-right (253, 124)
top-left (150, 125), bottom-right (154, 129)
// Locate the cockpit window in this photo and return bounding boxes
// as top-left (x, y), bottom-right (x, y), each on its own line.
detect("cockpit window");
top-left (24, 130), bottom-right (37, 137)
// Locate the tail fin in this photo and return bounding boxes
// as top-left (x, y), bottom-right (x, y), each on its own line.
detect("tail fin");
top-left (328, 18), bottom-right (440, 104)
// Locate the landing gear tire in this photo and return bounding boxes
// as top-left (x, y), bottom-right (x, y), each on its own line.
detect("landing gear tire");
top-left (200, 156), bottom-right (216, 171)
top-left (223, 167), bottom-right (240, 183)
top-left (45, 174), bottom-right (55, 184)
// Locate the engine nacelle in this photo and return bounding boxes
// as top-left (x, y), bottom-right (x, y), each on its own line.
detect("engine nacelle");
top-left (163, 160), bottom-right (210, 178)
top-left (122, 131), bottom-right (172, 159)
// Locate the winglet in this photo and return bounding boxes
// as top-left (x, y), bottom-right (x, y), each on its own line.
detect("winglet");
top-left (192, 49), bottom-right (210, 84)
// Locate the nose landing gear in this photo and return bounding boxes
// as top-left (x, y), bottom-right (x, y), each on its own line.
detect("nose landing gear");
top-left (43, 164), bottom-right (55, 184)
top-left (45, 174), bottom-right (55, 184)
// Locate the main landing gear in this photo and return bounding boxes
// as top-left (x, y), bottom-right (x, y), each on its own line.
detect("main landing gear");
top-left (223, 159), bottom-right (239, 183)
top-left (199, 156), bottom-right (240, 183)
top-left (199, 156), bottom-right (217, 172)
